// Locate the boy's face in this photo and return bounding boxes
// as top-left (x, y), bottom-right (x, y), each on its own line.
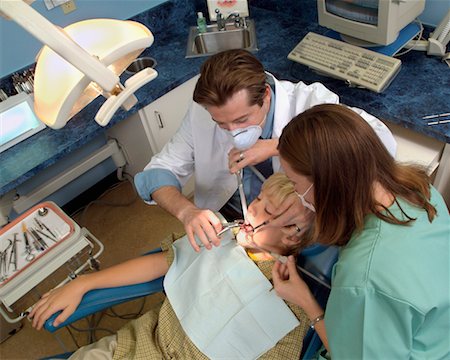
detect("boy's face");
top-left (236, 189), bottom-right (285, 253)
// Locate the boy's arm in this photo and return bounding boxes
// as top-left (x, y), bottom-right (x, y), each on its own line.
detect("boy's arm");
top-left (30, 251), bottom-right (168, 330)
top-left (79, 251), bottom-right (169, 291)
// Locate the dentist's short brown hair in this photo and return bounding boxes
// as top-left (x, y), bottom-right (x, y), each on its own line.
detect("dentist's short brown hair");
top-left (193, 49), bottom-right (267, 107)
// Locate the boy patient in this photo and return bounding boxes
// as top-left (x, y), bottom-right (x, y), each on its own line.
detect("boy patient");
top-left (30, 173), bottom-right (309, 359)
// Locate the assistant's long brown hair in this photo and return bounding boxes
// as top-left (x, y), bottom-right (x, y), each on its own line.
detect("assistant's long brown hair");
top-left (278, 104), bottom-right (437, 246)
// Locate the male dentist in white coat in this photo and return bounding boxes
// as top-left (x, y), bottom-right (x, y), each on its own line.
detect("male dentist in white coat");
top-left (135, 50), bottom-right (397, 251)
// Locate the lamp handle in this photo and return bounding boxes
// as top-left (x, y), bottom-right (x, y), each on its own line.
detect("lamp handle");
top-left (95, 68), bottom-right (158, 126)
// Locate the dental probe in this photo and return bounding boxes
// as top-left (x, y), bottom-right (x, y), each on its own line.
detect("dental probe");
top-left (252, 220), bottom-right (269, 232)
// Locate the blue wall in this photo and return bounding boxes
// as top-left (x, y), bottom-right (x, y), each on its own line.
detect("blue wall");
top-left (421, 0), bottom-right (450, 28)
top-left (0, 0), bottom-right (167, 77)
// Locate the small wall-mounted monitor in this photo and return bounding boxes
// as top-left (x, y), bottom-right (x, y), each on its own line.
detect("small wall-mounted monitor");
top-left (0, 93), bottom-right (46, 154)
top-left (317, 0), bottom-right (426, 46)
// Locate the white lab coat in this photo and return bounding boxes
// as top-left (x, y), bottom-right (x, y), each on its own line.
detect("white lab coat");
top-left (145, 72), bottom-right (396, 210)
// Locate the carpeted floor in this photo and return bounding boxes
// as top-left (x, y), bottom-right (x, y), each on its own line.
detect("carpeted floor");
top-left (0, 179), bottom-right (185, 360)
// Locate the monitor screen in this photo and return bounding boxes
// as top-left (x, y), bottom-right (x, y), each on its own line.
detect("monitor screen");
top-left (325, 0), bottom-right (379, 25)
top-left (0, 93), bottom-right (46, 153)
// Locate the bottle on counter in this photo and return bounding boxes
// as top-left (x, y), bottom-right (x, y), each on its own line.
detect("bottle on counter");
top-left (197, 11), bottom-right (207, 33)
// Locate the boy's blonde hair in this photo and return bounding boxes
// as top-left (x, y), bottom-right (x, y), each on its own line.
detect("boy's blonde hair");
top-left (261, 172), bottom-right (295, 207)
top-left (260, 173), bottom-right (304, 256)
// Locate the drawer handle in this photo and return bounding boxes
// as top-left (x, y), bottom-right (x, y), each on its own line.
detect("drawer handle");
top-left (154, 111), bottom-right (164, 128)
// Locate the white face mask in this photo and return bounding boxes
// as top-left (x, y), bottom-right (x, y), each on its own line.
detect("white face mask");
top-left (295, 183), bottom-right (316, 213)
top-left (225, 115), bottom-right (266, 150)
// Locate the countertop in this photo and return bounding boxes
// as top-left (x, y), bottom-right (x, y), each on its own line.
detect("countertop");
top-left (1, 0), bottom-right (449, 197)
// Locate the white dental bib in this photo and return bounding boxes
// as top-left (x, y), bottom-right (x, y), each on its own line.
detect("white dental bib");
top-left (164, 231), bottom-right (300, 359)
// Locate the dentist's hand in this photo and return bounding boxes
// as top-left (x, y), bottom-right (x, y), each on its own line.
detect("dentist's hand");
top-left (179, 207), bottom-right (223, 252)
top-left (151, 187), bottom-right (222, 252)
top-left (29, 277), bottom-right (87, 330)
top-left (228, 139), bottom-right (279, 174)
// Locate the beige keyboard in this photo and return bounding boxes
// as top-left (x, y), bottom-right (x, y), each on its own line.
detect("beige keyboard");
top-left (288, 32), bottom-right (401, 93)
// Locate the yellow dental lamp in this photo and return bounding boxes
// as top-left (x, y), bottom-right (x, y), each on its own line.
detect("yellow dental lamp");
top-left (0, 0), bottom-right (157, 129)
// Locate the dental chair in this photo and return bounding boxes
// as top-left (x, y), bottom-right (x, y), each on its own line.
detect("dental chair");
top-left (42, 245), bottom-right (338, 359)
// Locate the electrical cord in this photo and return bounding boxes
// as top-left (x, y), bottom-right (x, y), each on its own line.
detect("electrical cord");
top-left (395, 19), bottom-right (425, 57)
top-left (70, 172), bottom-right (138, 226)
top-left (64, 325), bottom-right (81, 348)
top-left (105, 297), bottom-right (148, 320)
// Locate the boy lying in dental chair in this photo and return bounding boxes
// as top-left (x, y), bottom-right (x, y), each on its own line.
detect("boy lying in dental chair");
top-left (30, 173), bottom-right (309, 360)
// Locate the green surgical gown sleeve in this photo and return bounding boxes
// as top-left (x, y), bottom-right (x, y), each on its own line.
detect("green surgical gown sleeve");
top-left (325, 287), bottom-right (424, 359)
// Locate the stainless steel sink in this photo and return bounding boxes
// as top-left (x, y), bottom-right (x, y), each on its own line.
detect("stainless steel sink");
top-left (185, 19), bottom-right (258, 58)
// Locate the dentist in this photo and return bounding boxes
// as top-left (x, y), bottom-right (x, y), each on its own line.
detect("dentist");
top-left (135, 49), bottom-right (397, 251)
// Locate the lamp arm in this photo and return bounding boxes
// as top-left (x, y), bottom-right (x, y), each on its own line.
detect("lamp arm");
top-left (0, 0), bottom-right (119, 92)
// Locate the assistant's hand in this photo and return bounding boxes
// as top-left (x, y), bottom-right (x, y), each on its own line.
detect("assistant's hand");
top-left (272, 255), bottom-right (315, 308)
top-left (273, 256), bottom-right (328, 350)
top-left (179, 207), bottom-right (223, 252)
top-left (29, 277), bottom-right (87, 330)
top-left (267, 193), bottom-right (315, 235)
top-left (228, 138), bottom-right (279, 174)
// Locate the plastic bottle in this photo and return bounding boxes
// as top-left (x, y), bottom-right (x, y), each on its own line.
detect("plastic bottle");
top-left (197, 12), bottom-right (207, 33)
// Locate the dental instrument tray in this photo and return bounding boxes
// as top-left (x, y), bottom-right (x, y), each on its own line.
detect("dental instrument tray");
top-left (0, 201), bottom-right (104, 324)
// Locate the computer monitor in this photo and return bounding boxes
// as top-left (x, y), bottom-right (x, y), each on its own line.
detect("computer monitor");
top-left (317, 0), bottom-right (426, 46)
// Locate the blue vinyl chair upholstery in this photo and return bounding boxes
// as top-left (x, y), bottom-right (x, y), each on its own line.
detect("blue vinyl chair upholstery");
top-left (44, 248), bottom-right (164, 333)
top-left (44, 245), bottom-right (339, 359)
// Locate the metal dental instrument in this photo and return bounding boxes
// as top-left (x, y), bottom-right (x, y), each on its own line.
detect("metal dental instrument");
top-left (34, 228), bottom-right (57, 243)
top-left (251, 220), bottom-right (270, 233)
top-left (427, 119), bottom-right (450, 126)
top-left (21, 223), bottom-right (35, 261)
top-left (8, 234), bottom-right (19, 272)
top-left (31, 228), bottom-right (49, 249)
top-left (0, 251), bottom-right (6, 281)
top-left (421, 112), bottom-right (450, 126)
top-left (0, 241), bottom-right (12, 281)
top-left (249, 165), bottom-right (267, 183)
top-left (236, 170), bottom-right (248, 221)
top-left (422, 112), bottom-right (450, 119)
top-left (296, 265), bottom-right (331, 290)
top-left (217, 220), bottom-right (244, 237)
top-left (28, 229), bottom-right (46, 251)
top-left (34, 217), bottom-right (57, 239)
top-left (242, 234), bottom-right (288, 263)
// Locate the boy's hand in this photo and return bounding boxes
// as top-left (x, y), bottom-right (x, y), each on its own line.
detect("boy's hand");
top-left (29, 278), bottom-right (86, 330)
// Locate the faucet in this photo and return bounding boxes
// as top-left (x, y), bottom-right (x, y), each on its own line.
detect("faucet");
top-left (215, 9), bottom-right (247, 31)
top-left (215, 9), bottom-right (226, 31)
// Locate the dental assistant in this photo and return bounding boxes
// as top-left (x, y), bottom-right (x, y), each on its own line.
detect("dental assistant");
top-left (271, 104), bottom-right (450, 359)
top-left (135, 49), bottom-right (397, 251)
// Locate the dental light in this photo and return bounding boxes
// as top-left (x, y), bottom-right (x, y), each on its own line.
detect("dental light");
top-left (0, 0), bottom-right (157, 129)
